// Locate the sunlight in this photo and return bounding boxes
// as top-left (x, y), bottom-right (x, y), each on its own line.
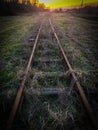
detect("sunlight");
top-left (39, 0), bottom-right (68, 8)
top-left (39, 0), bottom-right (50, 6)
top-left (39, 0), bottom-right (98, 9)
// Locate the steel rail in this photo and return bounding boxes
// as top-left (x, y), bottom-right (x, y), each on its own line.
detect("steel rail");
top-left (6, 23), bottom-right (42, 130)
top-left (49, 18), bottom-right (97, 130)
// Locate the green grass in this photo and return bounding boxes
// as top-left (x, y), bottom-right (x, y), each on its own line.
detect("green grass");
top-left (32, 62), bottom-right (66, 72)
top-left (0, 13), bottom-right (96, 130)
top-left (0, 16), bottom-right (37, 33)
top-left (0, 14), bottom-right (40, 130)
top-left (53, 13), bottom-right (98, 87)
top-left (37, 76), bottom-right (68, 88)
top-left (0, 15), bottom-right (39, 90)
top-left (13, 87), bottom-right (91, 130)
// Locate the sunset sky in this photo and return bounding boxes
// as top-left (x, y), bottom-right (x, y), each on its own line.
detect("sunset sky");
top-left (39, 0), bottom-right (98, 8)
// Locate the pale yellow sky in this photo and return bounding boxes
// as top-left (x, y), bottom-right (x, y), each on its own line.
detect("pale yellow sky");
top-left (39, 0), bottom-right (98, 8)
top-left (19, 0), bottom-right (98, 8)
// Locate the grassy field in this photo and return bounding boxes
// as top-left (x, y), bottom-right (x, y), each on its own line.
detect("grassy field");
top-left (0, 13), bottom-right (98, 95)
top-left (0, 14), bottom-right (41, 129)
top-left (0, 14), bottom-right (39, 90)
top-left (53, 13), bottom-right (98, 87)
top-left (0, 12), bottom-right (98, 130)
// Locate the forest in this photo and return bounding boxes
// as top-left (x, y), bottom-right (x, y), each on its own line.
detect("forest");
top-left (0, 0), bottom-right (98, 16)
top-left (0, 0), bottom-right (47, 15)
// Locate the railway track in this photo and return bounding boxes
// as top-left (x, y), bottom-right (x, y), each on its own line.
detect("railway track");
top-left (6, 17), bottom-right (97, 130)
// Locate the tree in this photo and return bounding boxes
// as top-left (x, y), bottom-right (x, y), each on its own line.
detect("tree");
top-left (39, 3), bottom-right (45, 10)
top-left (81, 0), bottom-right (83, 8)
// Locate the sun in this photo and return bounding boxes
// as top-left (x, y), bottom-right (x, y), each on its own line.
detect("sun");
top-left (39, 0), bottom-right (50, 7)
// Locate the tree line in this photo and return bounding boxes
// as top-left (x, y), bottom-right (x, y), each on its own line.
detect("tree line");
top-left (66, 6), bottom-right (98, 21)
top-left (66, 5), bottom-right (98, 15)
top-left (0, 0), bottom-right (47, 15)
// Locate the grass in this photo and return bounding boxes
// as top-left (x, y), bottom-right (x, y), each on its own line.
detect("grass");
top-left (38, 63), bottom-right (66, 72)
top-left (37, 76), bottom-right (68, 88)
top-left (0, 15), bottom-right (39, 88)
top-left (37, 43), bottom-right (59, 51)
top-left (0, 14), bottom-right (40, 130)
top-left (12, 86), bottom-right (92, 130)
top-left (53, 13), bottom-right (98, 87)
top-left (0, 13), bottom-right (96, 130)
top-left (0, 16), bottom-right (38, 34)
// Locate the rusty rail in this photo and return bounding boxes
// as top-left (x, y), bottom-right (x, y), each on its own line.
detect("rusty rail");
top-left (49, 18), bottom-right (97, 130)
top-left (6, 17), bottom-right (97, 130)
top-left (6, 23), bottom-right (42, 130)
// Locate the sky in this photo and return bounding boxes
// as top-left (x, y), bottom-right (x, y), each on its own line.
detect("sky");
top-left (39, 0), bottom-right (98, 8)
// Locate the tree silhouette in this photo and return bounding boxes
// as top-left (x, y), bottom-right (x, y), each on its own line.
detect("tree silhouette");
top-left (0, 0), bottom-right (47, 15)
top-left (81, 0), bottom-right (83, 8)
